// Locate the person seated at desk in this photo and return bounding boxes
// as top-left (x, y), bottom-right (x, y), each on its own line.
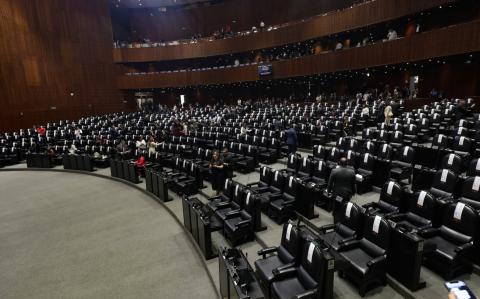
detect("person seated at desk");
top-left (68, 144), bottom-right (77, 155)
top-left (116, 139), bottom-right (131, 159)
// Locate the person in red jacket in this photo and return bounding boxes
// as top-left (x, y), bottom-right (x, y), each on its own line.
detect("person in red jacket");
top-left (135, 155), bottom-right (146, 177)
top-left (36, 126), bottom-right (46, 136)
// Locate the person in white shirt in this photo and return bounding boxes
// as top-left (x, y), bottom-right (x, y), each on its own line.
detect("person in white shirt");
top-left (259, 21), bottom-right (265, 30)
top-left (136, 137), bottom-right (146, 151)
top-left (387, 29), bottom-right (398, 40)
top-left (68, 144), bottom-right (77, 154)
top-left (147, 136), bottom-right (157, 154)
top-left (74, 127), bottom-right (82, 139)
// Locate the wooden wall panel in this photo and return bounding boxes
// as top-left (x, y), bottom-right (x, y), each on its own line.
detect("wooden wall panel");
top-left (0, 0), bottom-right (128, 132)
top-left (117, 20), bottom-right (480, 89)
top-left (114, 0), bottom-right (458, 62)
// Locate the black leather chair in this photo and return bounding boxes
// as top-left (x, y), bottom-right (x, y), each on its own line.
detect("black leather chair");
top-left (338, 215), bottom-right (391, 296)
top-left (389, 191), bottom-right (435, 232)
top-left (259, 170), bottom-right (286, 207)
top-left (255, 222), bottom-right (301, 296)
top-left (429, 169), bottom-right (457, 199)
top-left (457, 176), bottom-right (480, 210)
top-left (268, 175), bottom-right (298, 223)
top-left (286, 154), bottom-right (300, 174)
top-left (312, 145), bottom-right (326, 160)
top-left (419, 202), bottom-right (478, 279)
top-left (356, 153), bottom-right (374, 194)
top-left (223, 191), bottom-right (257, 246)
top-left (206, 178), bottom-right (234, 211)
top-left (376, 143), bottom-right (392, 161)
top-left (440, 153), bottom-right (462, 175)
top-left (297, 157), bottom-right (313, 179)
top-left (248, 166), bottom-right (272, 193)
top-left (215, 183), bottom-right (246, 223)
top-left (271, 242), bottom-right (326, 299)
top-left (390, 145), bottom-right (415, 183)
top-left (310, 159), bottom-right (328, 187)
top-left (319, 202), bottom-right (363, 250)
top-left (363, 180), bottom-right (404, 217)
top-left (466, 158), bottom-right (480, 177)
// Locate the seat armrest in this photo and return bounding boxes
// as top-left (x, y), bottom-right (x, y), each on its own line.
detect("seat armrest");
top-left (367, 255), bottom-right (386, 268)
top-left (319, 223), bottom-right (335, 233)
top-left (216, 201), bottom-right (231, 209)
top-left (417, 227), bottom-right (439, 238)
top-left (207, 195), bottom-right (221, 201)
top-left (275, 262), bottom-right (295, 272)
top-left (257, 246), bottom-right (278, 258)
top-left (338, 236), bottom-right (357, 245)
top-left (362, 202), bottom-right (377, 210)
top-left (282, 199), bottom-right (296, 206)
top-left (294, 289), bottom-right (317, 299)
top-left (388, 213), bottom-right (406, 222)
top-left (337, 239), bottom-right (360, 252)
top-left (269, 193), bottom-right (283, 200)
top-left (272, 266), bottom-right (297, 281)
top-left (224, 210), bottom-right (241, 219)
top-left (385, 210), bottom-right (400, 218)
top-left (455, 242), bottom-right (474, 254)
top-left (236, 219), bottom-right (252, 228)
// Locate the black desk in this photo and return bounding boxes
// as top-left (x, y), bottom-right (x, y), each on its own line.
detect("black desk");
top-left (219, 248), bottom-right (265, 299)
top-left (297, 182), bottom-right (320, 219)
top-left (195, 207), bottom-right (222, 260)
top-left (387, 225), bottom-right (426, 291)
top-left (182, 197), bottom-right (222, 260)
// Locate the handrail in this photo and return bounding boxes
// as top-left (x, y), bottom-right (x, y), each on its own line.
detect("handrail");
top-left (117, 20), bottom-right (480, 89)
top-left (113, 0), bottom-right (457, 62)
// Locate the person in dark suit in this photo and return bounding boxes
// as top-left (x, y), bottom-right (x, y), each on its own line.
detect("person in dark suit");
top-left (328, 157), bottom-right (356, 200)
top-left (209, 150), bottom-right (226, 195)
top-left (285, 127), bottom-right (298, 155)
top-left (328, 157), bottom-right (356, 221)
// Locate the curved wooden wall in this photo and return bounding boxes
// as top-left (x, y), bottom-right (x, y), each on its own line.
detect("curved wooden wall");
top-left (117, 20), bottom-right (480, 89)
top-left (0, 0), bottom-right (128, 132)
top-left (113, 0), bottom-right (457, 62)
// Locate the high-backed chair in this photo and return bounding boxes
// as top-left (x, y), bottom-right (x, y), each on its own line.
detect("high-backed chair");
top-left (223, 191), bottom-right (257, 245)
top-left (376, 143), bottom-right (392, 161)
top-left (271, 242), bottom-right (327, 299)
top-left (297, 156), bottom-right (313, 179)
top-left (319, 202), bottom-right (363, 250)
top-left (466, 158), bottom-right (480, 177)
top-left (310, 160), bottom-right (328, 187)
top-left (389, 191), bottom-right (435, 232)
top-left (429, 169), bottom-right (457, 199)
top-left (255, 222), bottom-right (301, 296)
top-left (457, 177), bottom-right (480, 210)
top-left (338, 215), bottom-right (391, 296)
top-left (268, 176), bottom-right (298, 223)
top-left (363, 181), bottom-right (403, 216)
top-left (356, 153), bottom-right (374, 194)
top-left (206, 178), bottom-right (234, 211)
top-left (248, 166), bottom-right (272, 193)
top-left (286, 154), bottom-right (300, 174)
top-left (390, 146), bottom-right (415, 182)
top-left (419, 203), bottom-right (478, 279)
top-left (440, 153), bottom-right (462, 175)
